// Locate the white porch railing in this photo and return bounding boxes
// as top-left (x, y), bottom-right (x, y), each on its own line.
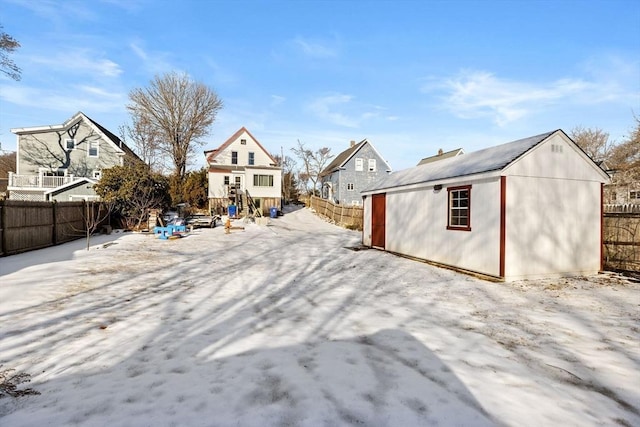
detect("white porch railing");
top-left (8, 172), bottom-right (75, 189)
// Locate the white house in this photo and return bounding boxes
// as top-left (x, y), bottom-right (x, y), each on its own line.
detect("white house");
top-left (205, 127), bottom-right (282, 215)
top-left (361, 130), bottom-right (610, 281)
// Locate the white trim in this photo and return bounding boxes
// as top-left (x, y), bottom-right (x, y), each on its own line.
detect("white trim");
top-left (44, 177), bottom-right (97, 195)
top-left (501, 130), bottom-right (610, 182)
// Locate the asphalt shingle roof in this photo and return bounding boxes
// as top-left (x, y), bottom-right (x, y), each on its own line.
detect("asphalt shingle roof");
top-left (363, 130), bottom-right (559, 192)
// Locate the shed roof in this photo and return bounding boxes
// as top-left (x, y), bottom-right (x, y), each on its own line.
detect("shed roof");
top-left (363, 130), bottom-right (561, 192)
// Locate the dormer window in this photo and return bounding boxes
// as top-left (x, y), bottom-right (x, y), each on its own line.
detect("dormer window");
top-left (65, 139), bottom-right (76, 150)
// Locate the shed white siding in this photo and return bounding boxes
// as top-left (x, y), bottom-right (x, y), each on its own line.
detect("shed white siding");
top-left (383, 177), bottom-right (501, 277)
top-left (505, 176), bottom-right (601, 279)
top-left (362, 130), bottom-right (609, 281)
top-left (363, 195), bottom-right (373, 246)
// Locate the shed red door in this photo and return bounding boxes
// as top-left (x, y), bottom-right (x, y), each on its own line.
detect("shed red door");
top-left (371, 193), bottom-right (386, 248)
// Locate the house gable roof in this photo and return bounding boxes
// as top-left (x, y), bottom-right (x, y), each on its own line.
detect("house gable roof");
top-left (364, 129), bottom-right (608, 193)
top-left (417, 148), bottom-right (464, 166)
top-left (205, 127), bottom-right (277, 165)
top-left (84, 114), bottom-right (140, 161)
top-left (320, 139), bottom-right (392, 177)
top-left (11, 111), bottom-right (141, 162)
top-left (320, 140), bottom-right (365, 177)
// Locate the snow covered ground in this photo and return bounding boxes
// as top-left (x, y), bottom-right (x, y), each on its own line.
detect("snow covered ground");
top-left (0, 206), bottom-right (638, 426)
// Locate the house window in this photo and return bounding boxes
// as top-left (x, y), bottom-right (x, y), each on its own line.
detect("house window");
top-left (368, 159), bottom-right (376, 172)
top-left (355, 158), bottom-right (363, 171)
top-left (347, 183), bottom-right (354, 191)
top-left (93, 170), bottom-right (102, 179)
top-left (253, 174), bottom-right (274, 187)
top-left (447, 185), bottom-right (471, 231)
top-left (235, 176), bottom-right (241, 186)
top-left (231, 151), bottom-right (238, 165)
top-left (248, 152), bottom-right (255, 165)
top-left (224, 176), bottom-right (230, 185)
top-left (88, 141), bottom-right (99, 157)
top-left (630, 191), bottom-right (639, 200)
top-left (65, 139), bottom-right (76, 150)
top-left (240, 139), bottom-right (247, 145)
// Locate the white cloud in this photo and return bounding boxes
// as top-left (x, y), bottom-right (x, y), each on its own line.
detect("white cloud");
top-left (425, 70), bottom-right (591, 126)
top-left (26, 49), bottom-right (122, 78)
top-left (291, 36), bottom-right (337, 58)
top-left (308, 94), bottom-right (358, 127)
top-left (270, 95), bottom-right (286, 106)
top-left (425, 58), bottom-right (640, 127)
top-left (129, 41), bottom-right (173, 74)
top-left (0, 84), bottom-right (125, 113)
top-left (307, 94), bottom-right (394, 128)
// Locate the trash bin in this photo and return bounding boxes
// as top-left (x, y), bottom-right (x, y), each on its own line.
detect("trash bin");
top-left (228, 205), bottom-right (237, 218)
top-left (269, 207), bottom-right (278, 218)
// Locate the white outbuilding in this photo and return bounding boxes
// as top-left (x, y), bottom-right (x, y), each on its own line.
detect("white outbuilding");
top-left (361, 130), bottom-right (610, 281)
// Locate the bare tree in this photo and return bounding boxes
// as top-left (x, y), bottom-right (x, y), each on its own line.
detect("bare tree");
top-left (83, 201), bottom-right (114, 250)
top-left (291, 140), bottom-right (333, 196)
top-left (608, 117), bottom-right (640, 202)
top-left (273, 153), bottom-right (298, 202)
top-left (0, 24), bottom-right (21, 81)
top-left (127, 72), bottom-right (223, 179)
top-left (119, 114), bottom-right (165, 173)
top-left (570, 126), bottom-right (613, 163)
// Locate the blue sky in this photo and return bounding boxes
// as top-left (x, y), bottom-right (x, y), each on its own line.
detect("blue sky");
top-left (1, 0), bottom-right (638, 171)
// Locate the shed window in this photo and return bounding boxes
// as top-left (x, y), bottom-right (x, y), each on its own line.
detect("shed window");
top-left (447, 185), bottom-right (471, 231)
top-left (355, 158), bottom-right (363, 171)
top-left (231, 151), bottom-right (238, 165)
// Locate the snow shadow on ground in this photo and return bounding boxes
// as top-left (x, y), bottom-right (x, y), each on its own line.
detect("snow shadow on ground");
top-left (1, 208), bottom-right (638, 426)
top-left (0, 230), bottom-right (129, 277)
top-left (1, 329), bottom-right (494, 426)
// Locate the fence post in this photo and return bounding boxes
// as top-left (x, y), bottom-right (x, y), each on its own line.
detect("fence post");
top-left (0, 200), bottom-right (5, 256)
top-left (52, 201), bottom-right (58, 246)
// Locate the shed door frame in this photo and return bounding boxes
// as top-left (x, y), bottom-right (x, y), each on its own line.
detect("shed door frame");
top-left (371, 193), bottom-right (386, 249)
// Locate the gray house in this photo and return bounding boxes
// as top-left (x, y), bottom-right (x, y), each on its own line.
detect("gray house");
top-left (320, 139), bottom-right (391, 206)
top-left (9, 111), bottom-right (140, 201)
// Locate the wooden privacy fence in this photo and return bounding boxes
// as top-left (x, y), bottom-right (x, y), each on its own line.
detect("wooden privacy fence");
top-left (309, 196), bottom-right (363, 230)
top-left (603, 211), bottom-right (640, 273)
top-left (0, 200), bottom-right (106, 256)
